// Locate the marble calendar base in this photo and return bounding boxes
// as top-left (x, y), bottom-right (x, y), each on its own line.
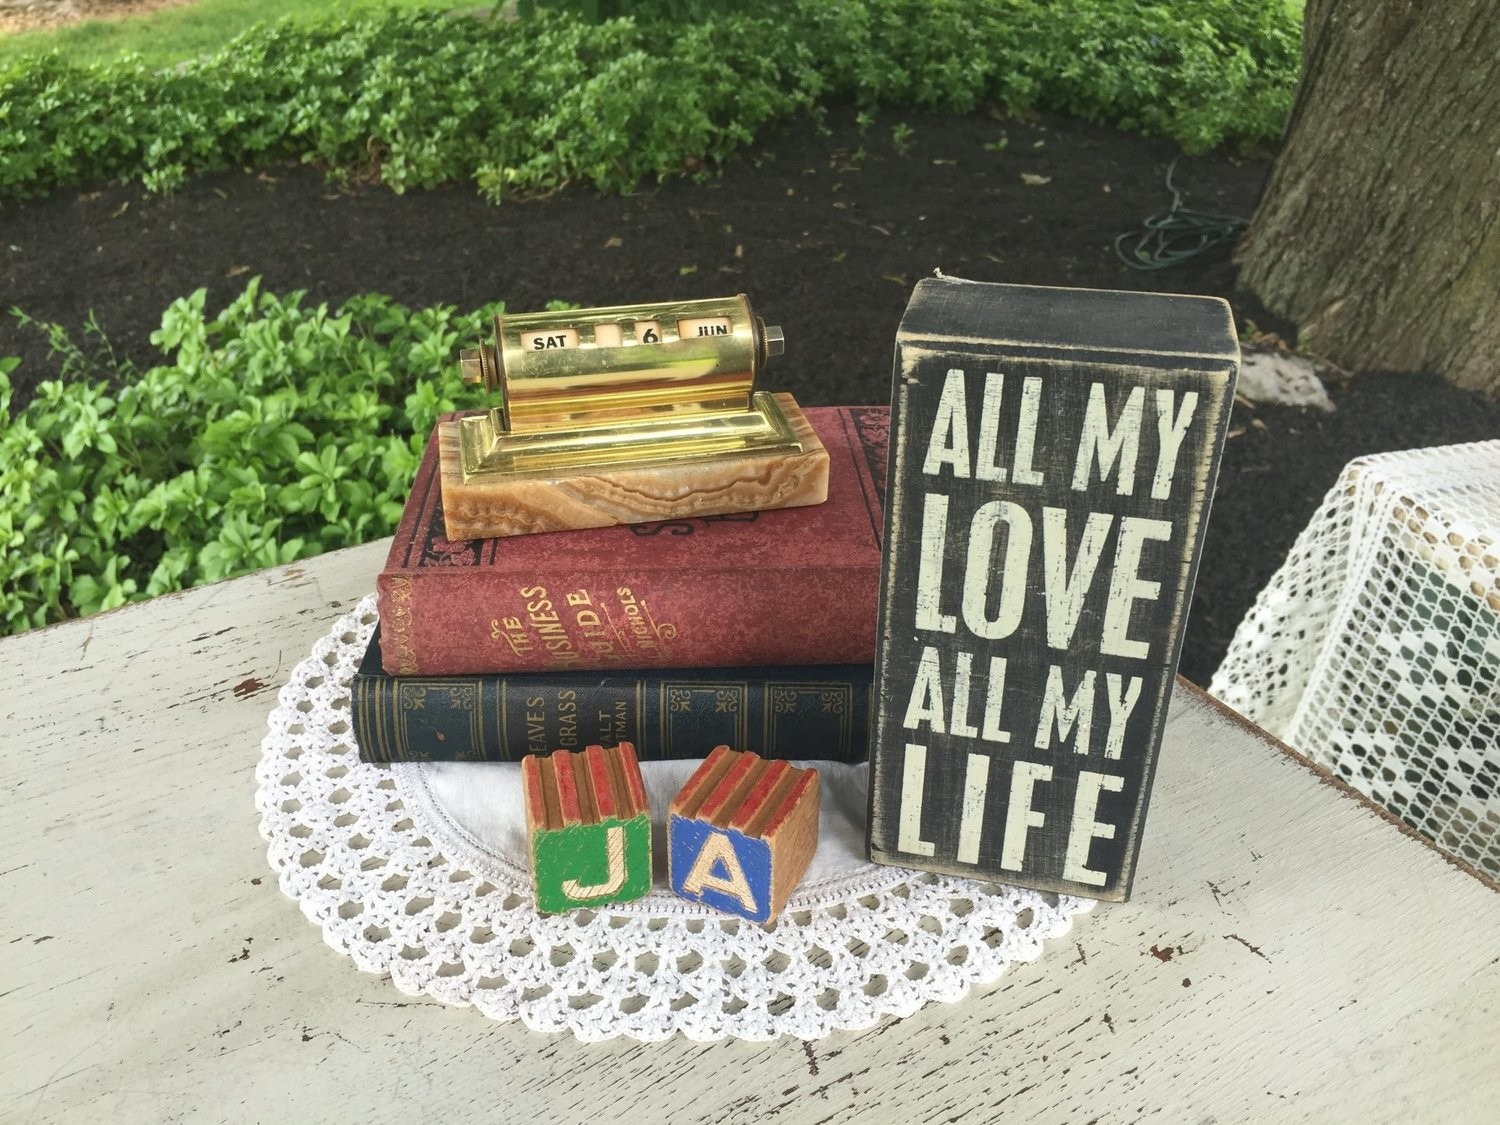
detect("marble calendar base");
top-left (437, 392), bottom-right (830, 539)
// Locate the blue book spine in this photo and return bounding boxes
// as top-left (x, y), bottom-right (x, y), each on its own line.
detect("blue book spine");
top-left (351, 629), bottom-right (870, 764)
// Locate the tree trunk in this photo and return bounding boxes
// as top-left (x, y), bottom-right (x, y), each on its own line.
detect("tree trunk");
top-left (1235, 0), bottom-right (1500, 397)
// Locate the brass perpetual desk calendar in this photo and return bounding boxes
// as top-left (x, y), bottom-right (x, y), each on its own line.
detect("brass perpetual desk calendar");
top-left (438, 294), bottom-right (830, 539)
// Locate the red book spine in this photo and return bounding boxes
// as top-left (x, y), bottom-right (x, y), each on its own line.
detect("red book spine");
top-left (377, 406), bottom-right (889, 675)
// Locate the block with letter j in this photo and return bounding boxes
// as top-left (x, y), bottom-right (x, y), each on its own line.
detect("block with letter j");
top-left (522, 742), bottom-right (652, 914)
top-left (668, 746), bottom-right (820, 924)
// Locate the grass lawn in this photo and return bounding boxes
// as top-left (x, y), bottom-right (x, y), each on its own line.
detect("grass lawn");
top-left (0, 0), bottom-right (468, 69)
top-left (3, 0), bottom-right (1307, 71)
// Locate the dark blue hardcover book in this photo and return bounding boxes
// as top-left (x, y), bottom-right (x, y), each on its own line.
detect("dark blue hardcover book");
top-left (351, 628), bottom-right (871, 764)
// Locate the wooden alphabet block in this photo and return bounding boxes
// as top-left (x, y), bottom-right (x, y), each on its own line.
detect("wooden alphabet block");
top-left (522, 741), bottom-right (652, 913)
top-left (867, 278), bottom-right (1239, 901)
top-left (668, 746), bottom-right (820, 923)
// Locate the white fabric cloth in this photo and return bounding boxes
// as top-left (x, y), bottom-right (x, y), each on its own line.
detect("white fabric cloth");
top-left (256, 595), bottom-right (1094, 1041)
top-left (1211, 440), bottom-right (1500, 878)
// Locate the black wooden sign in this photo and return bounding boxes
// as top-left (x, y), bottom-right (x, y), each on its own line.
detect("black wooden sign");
top-left (867, 278), bottom-right (1239, 901)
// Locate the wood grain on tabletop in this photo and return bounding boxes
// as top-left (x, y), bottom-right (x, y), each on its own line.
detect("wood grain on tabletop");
top-left (3, 538), bottom-right (1498, 1124)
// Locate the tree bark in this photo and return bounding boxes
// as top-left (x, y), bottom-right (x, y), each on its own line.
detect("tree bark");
top-left (1235, 0), bottom-right (1500, 397)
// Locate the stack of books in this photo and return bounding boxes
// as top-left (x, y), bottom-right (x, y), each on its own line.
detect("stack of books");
top-left (351, 405), bottom-right (891, 764)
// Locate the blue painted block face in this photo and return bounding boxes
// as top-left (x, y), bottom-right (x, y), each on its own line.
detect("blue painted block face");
top-left (669, 816), bottom-right (773, 923)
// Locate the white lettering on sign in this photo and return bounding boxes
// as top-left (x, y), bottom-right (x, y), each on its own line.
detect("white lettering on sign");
top-left (921, 368), bottom-right (1046, 486)
top-left (1072, 382), bottom-right (1201, 499)
top-left (1103, 674), bottom-right (1144, 759)
top-left (1073, 383), bottom-right (1145, 495)
top-left (974, 372), bottom-right (1008, 482)
top-left (895, 736), bottom-right (1132, 881)
top-left (1001, 761), bottom-right (1053, 871)
top-left (913, 498), bottom-right (1175, 656)
top-left (1100, 517), bottom-right (1174, 660)
top-left (1063, 771), bottom-right (1125, 886)
top-left (898, 744), bottom-right (937, 856)
top-left (980, 656), bottom-right (1013, 744)
top-left (1152, 389), bottom-right (1199, 499)
top-left (924, 368), bottom-right (1198, 501)
top-left (900, 646), bottom-right (1013, 745)
top-left (956, 752), bottom-right (991, 863)
top-left (907, 654), bottom-right (1141, 761)
top-left (949, 651), bottom-right (980, 738)
top-left (1012, 375), bottom-right (1046, 485)
top-left (902, 647), bottom-right (947, 734)
top-left (923, 369), bottom-right (971, 477)
top-left (915, 493), bottom-right (957, 634)
top-left (1036, 665), bottom-right (1095, 753)
top-left (961, 500), bottom-right (1032, 640)
top-left (1042, 507), bottom-right (1114, 650)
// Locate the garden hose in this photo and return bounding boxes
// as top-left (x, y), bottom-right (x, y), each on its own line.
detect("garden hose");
top-left (1115, 158), bottom-right (1250, 270)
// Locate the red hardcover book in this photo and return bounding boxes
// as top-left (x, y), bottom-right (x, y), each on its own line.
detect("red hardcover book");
top-left (377, 406), bottom-right (889, 675)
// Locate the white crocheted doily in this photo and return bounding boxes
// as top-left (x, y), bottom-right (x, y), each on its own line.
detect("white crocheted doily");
top-left (256, 595), bottom-right (1094, 1041)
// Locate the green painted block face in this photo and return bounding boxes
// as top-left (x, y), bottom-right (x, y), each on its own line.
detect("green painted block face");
top-left (530, 814), bottom-right (652, 914)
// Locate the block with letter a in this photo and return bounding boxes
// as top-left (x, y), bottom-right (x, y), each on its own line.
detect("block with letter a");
top-left (668, 746), bottom-right (820, 923)
top-left (522, 742), bottom-right (652, 913)
top-left (867, 278), bottom-right (1239, 901)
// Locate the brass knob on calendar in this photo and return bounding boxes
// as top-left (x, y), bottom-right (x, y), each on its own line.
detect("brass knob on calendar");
top-left (458, 344), bottom-right (500, 391)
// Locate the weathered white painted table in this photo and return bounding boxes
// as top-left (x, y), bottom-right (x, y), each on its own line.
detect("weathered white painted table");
top-left (5, 539), bottom-right (1499, 1123)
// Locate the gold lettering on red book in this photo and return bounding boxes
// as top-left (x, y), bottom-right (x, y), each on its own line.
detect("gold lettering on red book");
top-left (503, 583), bottom-right (584, 666)
top-left (491, 614), bottom-right (533, 659)
top-left (615, 586), bottom-right (678, 653)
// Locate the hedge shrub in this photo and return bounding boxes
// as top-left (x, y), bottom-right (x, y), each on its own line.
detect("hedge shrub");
top-left (0, 283), bottom-right (526, 631)
top-left (0, 1), bottom-right (1300, 202)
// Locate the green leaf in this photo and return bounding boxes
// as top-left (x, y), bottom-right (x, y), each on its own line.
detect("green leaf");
top-left (0, 4), bottom-right (1296, 204)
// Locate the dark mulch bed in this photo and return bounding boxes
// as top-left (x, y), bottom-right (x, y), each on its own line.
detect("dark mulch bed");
top-left (4, 107), bottom-right (1498, 683)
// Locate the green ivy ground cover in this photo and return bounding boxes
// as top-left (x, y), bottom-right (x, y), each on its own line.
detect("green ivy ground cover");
top-left (0, 0), bottom-right (1300, 201)
top-left (0, 283), bottom-right (543, 633)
